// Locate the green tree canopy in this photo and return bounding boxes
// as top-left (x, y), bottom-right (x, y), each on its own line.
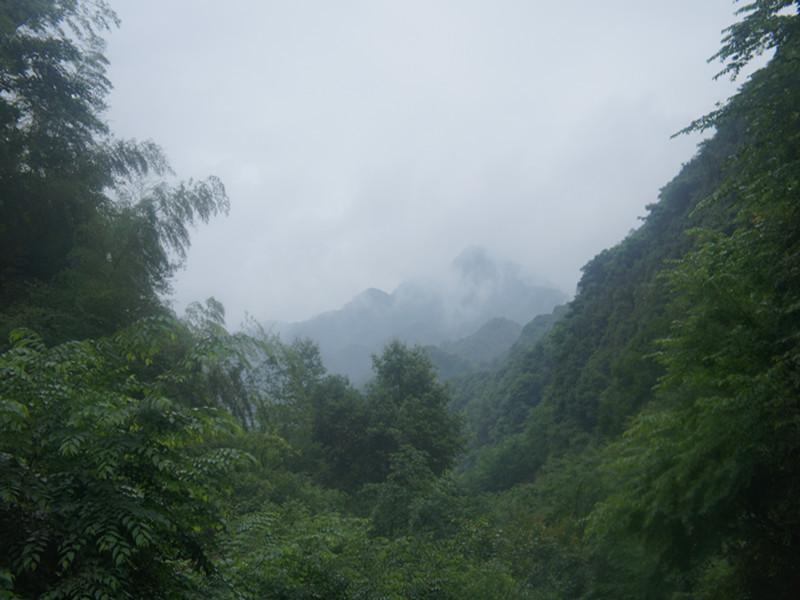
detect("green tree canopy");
top-left (0, 0), bottom-right (228, 345)
top-left (0, 321), bottom-right (251, 599)
top-left (588, 2), bottom-right (800, 597)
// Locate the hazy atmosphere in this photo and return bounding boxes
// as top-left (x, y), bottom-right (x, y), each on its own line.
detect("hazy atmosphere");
top-left (4, 1), bottom-right (798, 596)
top-left (105, 1), bottom-right (744, 324)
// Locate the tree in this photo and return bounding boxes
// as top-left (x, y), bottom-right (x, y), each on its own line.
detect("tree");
top-left (0, 322), bottom-right (250, 599)
top-left (1, 0), bottom-right (114, 289)
top-left (366, 341), bottom-right (463, 477)
top-left (589, 3), bottom-right (800, 597)
top-left (309, 342), bottom-right (463, 493)
top-left (0, 0), bottom-right (229, 345)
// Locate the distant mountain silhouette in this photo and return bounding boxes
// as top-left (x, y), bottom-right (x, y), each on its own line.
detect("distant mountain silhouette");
top-left (272, 247), bottom-right (568, 382)
top-left (425, 317), bottom-right (523, 381)
top-left (440, 317), bottom-right (523, 366)
top-left (425, 304), bottom-right (570, 381)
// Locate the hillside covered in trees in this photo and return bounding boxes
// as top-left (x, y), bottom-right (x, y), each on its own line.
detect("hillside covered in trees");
top-left (1, 1), bottom-right (799, 599)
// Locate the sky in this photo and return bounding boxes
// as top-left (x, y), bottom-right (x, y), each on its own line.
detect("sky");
top-left (104, 0), bottom-right (747, 325)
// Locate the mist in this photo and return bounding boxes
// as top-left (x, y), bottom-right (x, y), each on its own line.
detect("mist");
top-left (271, 246), bottom-right (566, 381)
top-left (4, 2), bottom-right (797, 595)
top-left (104, 0), bottom-right (746, 326)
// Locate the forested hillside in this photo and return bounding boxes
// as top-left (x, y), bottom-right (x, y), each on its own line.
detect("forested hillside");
top-left (455, 1), bottom-right (800, 595)
top-left (1, 1), bottom-right (798, 599)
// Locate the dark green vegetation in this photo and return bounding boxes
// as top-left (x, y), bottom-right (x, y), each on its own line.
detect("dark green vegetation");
top-left (1, 1), bottom-right (798, 598)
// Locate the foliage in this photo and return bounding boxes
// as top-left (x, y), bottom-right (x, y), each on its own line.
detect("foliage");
top-left (0, 0), bottom-right (228, 345)
top-left (0, 324), bottom-right (248, 599)
top-left (212, 502), bottom-right (520, 600)
top-left (363, 445), bottom-right (464, 538)
top-left (312, 342), bottom-right (463, 492)
top-left (3, 1), bottom-right (799, 598)
top-left (442, 4), bottom-right (800, 599)
top-left (587, 4), bottom-right (800, 596)
top-left (367, 341), bottom-right (464, 477)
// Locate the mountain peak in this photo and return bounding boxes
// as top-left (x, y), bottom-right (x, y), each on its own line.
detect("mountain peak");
top-left (278, 248), bottom-right (567, 382)
top-left (451, 246), bottom-right (498, 283)
top-left (354, 287), bottom-right (391, 304)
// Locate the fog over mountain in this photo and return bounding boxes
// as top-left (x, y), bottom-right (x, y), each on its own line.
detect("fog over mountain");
top-left (103, 1), bottom-right (749, 327)
top-left (272, 247), bottom-right (566, 381)
top-left (427, 316), bottom-right (523, 379)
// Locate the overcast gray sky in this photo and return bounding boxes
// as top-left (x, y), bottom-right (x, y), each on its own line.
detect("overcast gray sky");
top-left (105, 0), bottom-right (745, 325)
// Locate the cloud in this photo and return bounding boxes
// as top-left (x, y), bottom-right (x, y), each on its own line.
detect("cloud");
top-left (105, 0), bottom-right (742, 325)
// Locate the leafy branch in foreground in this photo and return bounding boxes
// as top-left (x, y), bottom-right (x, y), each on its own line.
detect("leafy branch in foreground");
top-left (0, 323), bottom-right (250, 599)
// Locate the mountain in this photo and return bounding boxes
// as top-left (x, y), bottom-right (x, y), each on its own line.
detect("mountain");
top-left (441, 317), bottom-right (523, 366)
top-left (446, 24), bottom-right (800, 596)
top-left (425, 317), bottom-right (523, 381)
top-left (426, 305), bottom-right (566, 383)
top-left (272, 248), bottom-right (567, 382)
